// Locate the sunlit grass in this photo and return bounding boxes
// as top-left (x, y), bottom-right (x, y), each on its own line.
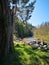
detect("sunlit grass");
top-left (6, 41), bottom-right (49, 65)
top-left (14, 41), bottom-right (49, 65)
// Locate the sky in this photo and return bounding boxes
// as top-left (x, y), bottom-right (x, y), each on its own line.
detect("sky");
top-left (28, 0), bottom-right (49, 26)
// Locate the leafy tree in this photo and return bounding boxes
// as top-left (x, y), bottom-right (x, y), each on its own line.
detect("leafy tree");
top-left (15, 0), bottom-right (36, 38)
top-left (0, 0), bottom-right (35, 64)
top-left (15, 20), bottom-right (34, 38)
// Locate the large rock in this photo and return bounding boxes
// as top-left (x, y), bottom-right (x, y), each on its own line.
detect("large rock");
top-left (33, 43), bottom-right (39, 49)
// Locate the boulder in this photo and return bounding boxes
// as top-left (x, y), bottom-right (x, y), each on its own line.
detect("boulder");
top-left (33, 43), bottom-right (39, 49)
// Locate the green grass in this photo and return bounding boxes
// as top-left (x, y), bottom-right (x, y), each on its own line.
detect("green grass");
top-left (5, 41), bottom-right (49, 65)
top-left (14, 41), bottom-right (49, 65)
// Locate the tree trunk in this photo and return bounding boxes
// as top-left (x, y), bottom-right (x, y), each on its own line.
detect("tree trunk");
top-left (0, 0), bottom-right (14, 64)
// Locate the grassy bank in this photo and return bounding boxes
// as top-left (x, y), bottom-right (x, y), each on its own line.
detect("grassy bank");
top-left (6, 41), bottom-right (49, 65)
top-left (13, 41), bottom-right (49, 65)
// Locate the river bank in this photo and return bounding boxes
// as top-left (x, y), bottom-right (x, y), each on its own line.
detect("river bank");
top-left (14, 36), bottom-right (49, 50)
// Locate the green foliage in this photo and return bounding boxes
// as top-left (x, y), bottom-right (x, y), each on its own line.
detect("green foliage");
top-left (15, 0), bottom-right (36, 22)
top-left (15, 19), bottom-right (34, 38)
top-left (4, 41), bottom-right (49, 65)
top-left (15, 42), bottom-right (49, 65)
top-left (13, 0), bottom-right (36, 38)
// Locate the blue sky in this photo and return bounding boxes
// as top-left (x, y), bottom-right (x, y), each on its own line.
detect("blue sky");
top-left (28, 0), bottom-right (49, 26)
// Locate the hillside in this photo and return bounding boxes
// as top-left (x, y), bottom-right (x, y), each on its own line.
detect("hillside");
top-left (34, 22), bottom-right (49, 44)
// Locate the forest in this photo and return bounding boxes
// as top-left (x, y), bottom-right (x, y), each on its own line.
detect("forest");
top-left (14, 18), bottom-right (35, 38)
top-left (0, 0), bottom-right (49, 65)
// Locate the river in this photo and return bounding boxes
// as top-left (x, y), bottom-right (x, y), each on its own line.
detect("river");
top-left (28, 37), bottom-right (36, 41)
top-left (22, 37), bottom-right (37, 43)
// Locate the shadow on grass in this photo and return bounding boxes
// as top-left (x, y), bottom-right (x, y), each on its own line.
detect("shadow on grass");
top-left (5, 44), bottom-right (49, 65)
top-left (24, 46), bottom-right (49, 65)
top-left (3, 49), bottom-right (22, 65)
top-left (3, 53), bottom-right (22, 65)
top-left (39, 55), bottom-right (49, 64)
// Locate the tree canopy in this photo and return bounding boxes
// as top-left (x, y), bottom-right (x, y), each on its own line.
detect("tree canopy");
top-left (15, 0), bottom-right (36, 22)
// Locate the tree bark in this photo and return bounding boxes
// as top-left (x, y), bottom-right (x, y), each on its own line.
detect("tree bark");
top-left (0, 0), bottom-right (14, 64)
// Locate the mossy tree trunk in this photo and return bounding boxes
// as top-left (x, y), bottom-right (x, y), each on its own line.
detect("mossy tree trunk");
top-left (0, 0), bottom-right (14, 64)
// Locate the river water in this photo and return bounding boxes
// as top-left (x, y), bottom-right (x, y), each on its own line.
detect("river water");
top-left (28, 37), bottom-right (36, 41)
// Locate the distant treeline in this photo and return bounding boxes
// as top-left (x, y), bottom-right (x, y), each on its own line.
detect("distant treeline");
top-left (34, 22), bottom-right (49, 43)
top-left (14, 19), bottom-right (35, 38)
